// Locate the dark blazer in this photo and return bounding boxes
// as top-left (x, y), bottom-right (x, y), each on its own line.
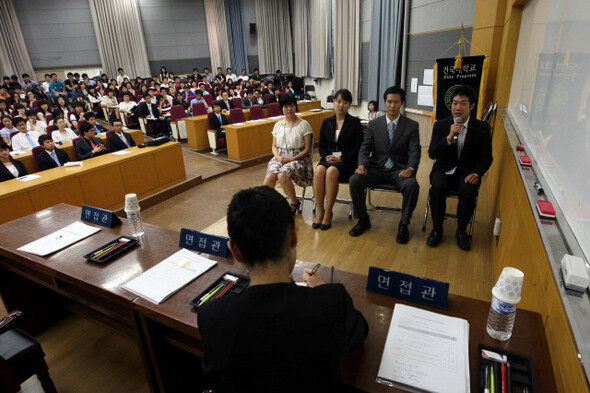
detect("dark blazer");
top-left (319, 113), bottom-right (364, 167)
top-left (91, 122), bottom-right (107, 134)
top-left (428, 116), bottom-right (492, 177)
top-left (107, 131), bottom-right (136, 152)
top-left (0, 158), bottom-right (28, 182)
top-left (198, 282), bottom-right (368, 393)
top-left (241, 98), bottom-right (255, 109)
top-left (359, 114), bottom-right (421, 171)
top-left (209, 113), bottom-right (229, 131)
top-left (138, 102), bottom-right (160, 118)
top-left (36, 148), bottom-right (70, 171)
top-left (74, 137), bottom-right (108, 160)
top-left (219, 99), bottom-right (233, 111)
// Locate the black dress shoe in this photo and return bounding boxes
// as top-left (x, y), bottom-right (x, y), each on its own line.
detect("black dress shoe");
top-left (396, 222), bottom-right (409, 244)
top-left (349, 217), bottom-right (371, 237)
top-left (312, 222), bottom-right (321, 229)
top-left (427, 230), bottom-right (443, 247)
top-left (320, 223), bottom-right (332, 231)
top-left (456, 231), bottom-right (471, 251)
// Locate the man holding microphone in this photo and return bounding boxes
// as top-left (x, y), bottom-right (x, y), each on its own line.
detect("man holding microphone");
top-left (426, 85), bottom-right (493, 251)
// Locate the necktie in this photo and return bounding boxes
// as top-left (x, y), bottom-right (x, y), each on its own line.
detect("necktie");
top-left (218, 115), bottom-right (222, 125)
top-left (94, 125), bottom-right (100, 134)
top-left (90, 139), bottom-right (96, 149)
top-left (385, 121), bottom-right (395, 169)
top-left (119, 133), bottom-right (130, 147)
top-left (25, 134), bottom-right (37, 148)
top-left (51, 151), bottom-right (61, 166)
top-left (458, 124), bottom-right (465, 159)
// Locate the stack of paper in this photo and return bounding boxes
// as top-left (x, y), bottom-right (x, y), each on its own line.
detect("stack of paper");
top-left (17, 221), bottom-right (101, 256)
top-left (123, 248), bottom-right (217, 304)
top-left (377, 304), bottom-right (470, 393)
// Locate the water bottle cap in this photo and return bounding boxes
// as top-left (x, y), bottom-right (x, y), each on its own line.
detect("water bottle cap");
top-left (492, 267), bottom-right (524, 304)
top-left (124, 193), bottom-right (140, 212)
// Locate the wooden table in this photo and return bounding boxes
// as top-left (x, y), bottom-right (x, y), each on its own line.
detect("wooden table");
top-left (224, 109), bottom-right (334, 162)
top-left (0, 142), bottom-right (185, 225)
top-left (0, 204), bottom-right (557, 393)
top-left (184, 100), bottom-right (322, 150)
top-left (11, 129), bottom-right (145, 174)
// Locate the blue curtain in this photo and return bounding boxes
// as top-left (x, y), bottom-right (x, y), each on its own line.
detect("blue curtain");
top-left (367, 0), bottom-right (404, 107)
top-left (224, 0), bottom-right (249, 73)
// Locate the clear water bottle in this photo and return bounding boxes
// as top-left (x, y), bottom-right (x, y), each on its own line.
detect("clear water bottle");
top-left (486, 295), bottom-right (517, 341)
top-left (486, 267), bottom-right (524, 341)
top-left (124, 193), bottom-right (145, 240)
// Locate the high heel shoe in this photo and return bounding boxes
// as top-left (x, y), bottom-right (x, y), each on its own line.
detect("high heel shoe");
top-left (320, 212), bottom-right (333, 230)
top-left (312, 212), bottom-right (324, 229)
top-left (290, 200), bottom-right (301, 215)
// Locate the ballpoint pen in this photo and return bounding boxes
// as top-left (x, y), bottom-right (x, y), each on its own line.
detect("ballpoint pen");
top-left (484, 365), bottom-right (490, 393)
top-left (309, 263), bottom-right (320, 276)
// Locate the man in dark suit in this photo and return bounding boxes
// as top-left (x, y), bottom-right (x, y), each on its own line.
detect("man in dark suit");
top-left (349, 86), bottom-right (420, 244)
top-left (74, 121), bottom-right (108, 160)
top-left (426, 85), bottom-right (493, 251)
top-left (138, 99), bottom-right (164, 136)
top-left (198, 186), bottom-right (368, 392)
top-left (83, 112), bottom-right (107, 134)
top-left (209, 102), bottom-right (229, 138)
top-left (107, 119), bottom-right (136, 152)
top-left (241, 90), bottom-right (256, 109)
top-left (219, 91), bottom-right (234, 113)
top-left (36, 135), bottom-right (70, 170)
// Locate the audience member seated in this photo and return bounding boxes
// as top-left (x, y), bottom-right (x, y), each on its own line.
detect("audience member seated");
top-left (0, 99), bottom-right (10, 117)
top-left (313, 89), bottom-right (364, 230)
top-left (250, 67), bottom-right (263, 81)
top-left (241, 90), bottom-right (256, 109)
top-left (348, 86), bottom-right (420, 244)
top-left (75, 82), bottom-right (89, 103)
top-left (26, 110), bottom-right (47, 134)
top-left (21, 73), bottom-right (39, 94)
top-left (9, 75), bottom-right (22, 90)
top-left (209, 102), bottom-right (229, 144)
top-left (40, 74), bottom-right (52, 95)
top-left (263, 94), bottom-right (313, 214)
top-left (198, 186), bottom-right (368, 393)
top-left (138, 96), bottom-right (164, 136)
top-left (182, 85), bottom-right (195, 101)
top-left (36, 134), bottom-right (70, 170)
top-left (273, 69), bottom-right (285, 86)
top-left (218, 91), bottom-right (234, 113)
top-left (284, 81), bottom-right (295, 95)
top-left (214, 67), bottom-right (225, 83)
top-left (1, 115), bottom-right (18, 145)
top-left (64, 72), bottom-right (79, 102)
top-left (107, 119), bottom-right (136, 151)
top-left (190, 91), bottom-right (209, 112)
top-left (116, 68), bottom-right (129, 85)
top-left (13, 103), bottom-right (26, 118)
top-left (158, 66), bottom-right (171, 83)
top-left (426, 85), bottom-right (493, 251)
top-left (367, 100), bottom-right (383, 121)
top-left (51, 117), bottom-right (77, 143)
top-left (198, 83), bottom-right (210, 95)
top-left (81, 73), bottom-right (96, 87)
top-left (262, 82), bottom-right (274, 96)
top-left (0, 141), bottom-right (27, 181)
top-left (253, 89), bottom-right (264, 106)
top-left (156, 94), bottom-right (172, 136)
top-left (118, 93), bottom-right (138, 124)
top-left (226, 67), bottom-right (238, 83)
top-left (74, 121), bottom-right (108, 160)
top-left (101, 89), bottom-right (119, 120)
top-left (237, 68), bottom-right (249, 82)
top-left (11, 117), bottom-right (41, 151)
top-left (69, 102), bottom-right (86, 130)
top-left (84, 112), bottom-right (107, 134)
top-left (204, 67), bottom-right (213, 82)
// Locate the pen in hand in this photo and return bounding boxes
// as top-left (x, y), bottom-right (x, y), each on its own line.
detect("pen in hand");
top-left (309, 263), bottom-right (321, 276)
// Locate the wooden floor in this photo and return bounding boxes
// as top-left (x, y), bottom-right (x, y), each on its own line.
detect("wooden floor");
top-left (4, 146), bottom-right (494, 392)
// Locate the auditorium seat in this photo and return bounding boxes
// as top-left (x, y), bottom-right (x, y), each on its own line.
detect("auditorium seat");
top-left (232, 97), bottom-right (242, 109)
top-left (249, 105), bottom-right (265, 120)
top-left (169, 105), bottom-right (187, 141)
top-left (31, 146), bottom-right (44, 171)
top-left (268, 102), bottom-right (281, 117)
top-left (192, 102), bottom-right (207, 116)
top-left (229, 108), bottom-right (246, 123)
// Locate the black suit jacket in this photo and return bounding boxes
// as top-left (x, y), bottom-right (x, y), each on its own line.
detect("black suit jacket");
top-left (208, 113), bottom-right (229, 131)
top-left (91, 122), bottom-right (107, 134)
top-left (241, 98), bottom-right (255, 109)
top-left (198, 282), bottom-right (368, 393)
top-left (0, 158), bottom-right (28, 182)
top-left (319, 113), bottom-right (364, 167)
top-left (359, 114), bottom-right (421, 171)
top-left (36, 148), bottom-right (70, 171)
top-left (138, 102), bottom-right (160, 118)
top-left (219, 99), bottom-right (233, 111)
top-left (74, 137), bottom-right (108, 160)
top-left (107, 132), bottom-right (136, 152)
top-left (428, 116), bottom-right (493, 177)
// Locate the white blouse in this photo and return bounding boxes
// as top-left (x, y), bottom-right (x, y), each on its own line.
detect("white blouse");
top-left (272, 119), bottom-right (313, 151)
top-left (5, 163), bottom-right (19, 177)
top-left (52, 128), bottom-right (77, 143)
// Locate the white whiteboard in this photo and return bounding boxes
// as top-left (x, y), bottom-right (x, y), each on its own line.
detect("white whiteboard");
top-left (508, 0), bottom-right (590, 260)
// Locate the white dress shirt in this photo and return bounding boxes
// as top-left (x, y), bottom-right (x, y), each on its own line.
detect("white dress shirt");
top-left (11, 131), bottom-right (41, 151)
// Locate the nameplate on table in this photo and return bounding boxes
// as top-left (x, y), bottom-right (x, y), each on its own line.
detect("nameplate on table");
top-left (179, 228), bottom-right (229, 257)
top-left (366, 266), bottom-right (449, 309)
top-left (81, 205), bottom-right (122, 228)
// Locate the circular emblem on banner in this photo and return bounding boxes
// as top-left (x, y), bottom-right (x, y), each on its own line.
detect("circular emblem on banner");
top-left (444, 84), bottom-right (462, 110)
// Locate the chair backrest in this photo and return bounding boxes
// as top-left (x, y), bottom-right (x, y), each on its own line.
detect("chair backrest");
top-left (169, 105), bottom-right (186, 122)
top-left (9, 131), bottom-right (19, 142)
top-left (72, 137), bottom-right (82, 146)
top-left (264, 94), bottom-right (273, 104)
top-left (192, 102), bottom-right (207, 116)
top-left (46, 125), bottom-right (56, 134)
top-left (249, 105), bottom-right (265, 120)
top-left (232, 97), bottom-right (242, 109)
top-left (136, 94), bottom-right (143, 102)
top-left (45, 114), bottom-right (53, 123)
top-left (203, 94), bottom-right (214, 106)
top-left (32, 146), bottom-right (44, 171)
top-left (268, 102), bottom-right (281, 117)
top-left (206, 112), bottom-right (217, 129)
top-left (229, 108), bottom-right (246, 123)
top-left (105, 130), bottom-right (114, 149)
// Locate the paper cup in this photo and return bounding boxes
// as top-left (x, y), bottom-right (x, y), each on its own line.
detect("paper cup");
top-left (491, 267), bottom-right (524, 304)
top-left (124, 193), bottom-right (140, 212)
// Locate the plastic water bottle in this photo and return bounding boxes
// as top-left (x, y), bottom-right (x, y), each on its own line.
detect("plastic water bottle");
top-left (486, 267), bottom-right (524, 341)
top-left (124, 193), bottom-right (145, 240)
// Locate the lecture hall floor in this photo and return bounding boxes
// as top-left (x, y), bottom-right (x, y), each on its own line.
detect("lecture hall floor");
top-left (1, 146), bottom-right (494, 393)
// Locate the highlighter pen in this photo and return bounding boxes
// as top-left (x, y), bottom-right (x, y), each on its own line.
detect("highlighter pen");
top-left (501, 362), bottom-right (506, 393)
top-left (490, 363), bottom-right (495, 393)
top-left (91, 242), bottom-right (118, 258)
top-left (198, 282), bottom-right (226, 307)
top-left (484, 365), bottom-right (490, 393)
top-left (309, 263), bottom-right (321, 276)
top-left (96, 239), bottom-right (130, 260)
top-left (214, 280), bottom-right (236, 299)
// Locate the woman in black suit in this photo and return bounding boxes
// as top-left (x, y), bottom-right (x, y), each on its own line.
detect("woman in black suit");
top-left (0, 142), bottom-right (28, 182)
top-left (313, 89), bottom-right (363, 230)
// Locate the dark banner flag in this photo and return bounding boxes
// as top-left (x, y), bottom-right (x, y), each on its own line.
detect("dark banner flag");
top-left (433, 55), bottom-right (488, 121)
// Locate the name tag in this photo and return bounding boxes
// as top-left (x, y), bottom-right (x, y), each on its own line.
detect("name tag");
top-left (81, 205), bottom-right (121, 228)
top-left (366, 266), bottom-right (449, 309)
top-left (179, 228), bottom-right (229, 257)
top-left (332, 151), bottom-right (342, 157)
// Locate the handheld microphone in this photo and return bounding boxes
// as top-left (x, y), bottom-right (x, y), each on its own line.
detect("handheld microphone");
top-left (452, 116), bottom-right (462, 144)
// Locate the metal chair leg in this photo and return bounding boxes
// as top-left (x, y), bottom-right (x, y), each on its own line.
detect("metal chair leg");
top-left (422, 193), bottom-right (430, 231)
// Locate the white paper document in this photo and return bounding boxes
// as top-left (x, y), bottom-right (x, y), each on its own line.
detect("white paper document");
top-left (423, 69), bottom-right (434, 85)
top-left (16, 174), bottom-right (41, 182)
top-left (17, 221), bottom-right (102, 256)
top-left (112, 150), bottom-right (132, 155)
top-left (64, 161), bottom-right (83, 167)
top-left (123, 248), bottom-right (217, 304)
top-left (418, 86), bottom-right (434, 107)
top-left (376, 304), bottom-right (470, 393)
top-left (232, 122), bottom-right (245, 126)
top-left (411, 78), bottom-right (418, 93)
top-left (9, 150), bottom-right (26, 156)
